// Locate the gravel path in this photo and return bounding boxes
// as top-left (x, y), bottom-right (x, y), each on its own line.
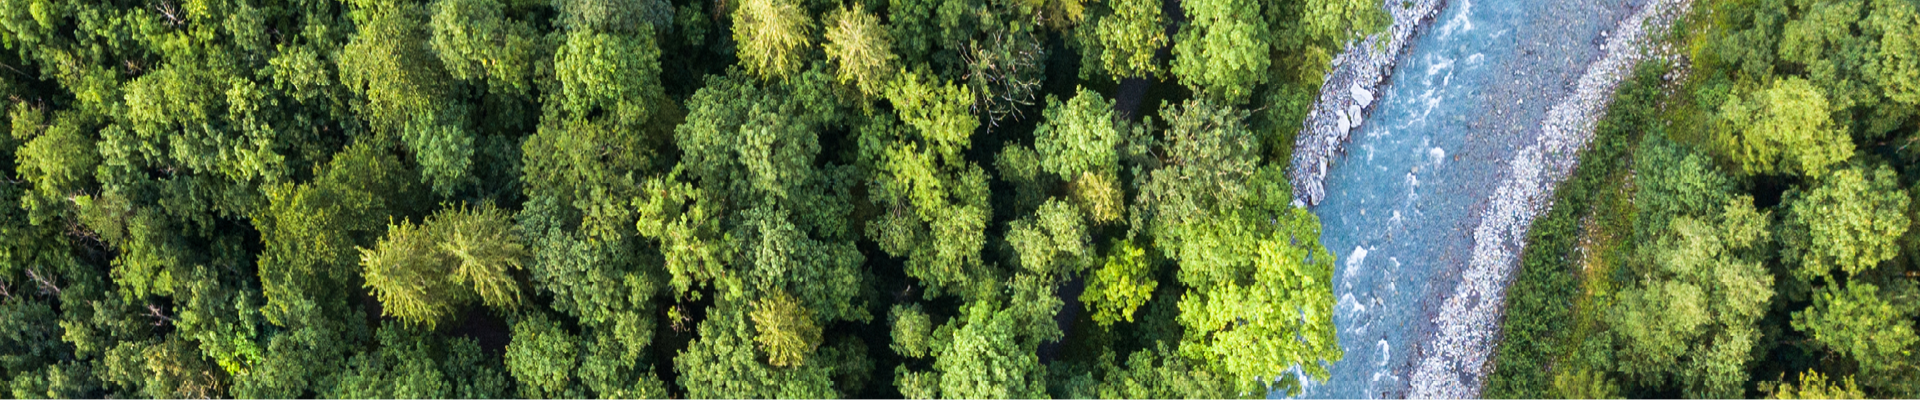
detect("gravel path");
top-left (1403, 0), bottom-right (1692, 397)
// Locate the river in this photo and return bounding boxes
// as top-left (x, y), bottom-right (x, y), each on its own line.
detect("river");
top-left (1284, 0), bottom-right (1666, 397)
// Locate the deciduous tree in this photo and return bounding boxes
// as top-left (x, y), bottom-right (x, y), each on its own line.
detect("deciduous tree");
top-left (1716, 77), bottom-right (1853, 177)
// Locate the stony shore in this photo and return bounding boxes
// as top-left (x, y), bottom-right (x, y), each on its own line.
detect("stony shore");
top-left (1286, 0), bottom-right (1446, 207)
top-left (1403, 0), bottom-right (1693, 397)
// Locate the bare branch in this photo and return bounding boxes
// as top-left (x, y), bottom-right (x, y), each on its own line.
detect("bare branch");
top-left (146, 303), bottom-right (176, 327)
top-left (155, 0), bottom-right (183, 27)
top-left (26, 267), bottom-right (60, 295)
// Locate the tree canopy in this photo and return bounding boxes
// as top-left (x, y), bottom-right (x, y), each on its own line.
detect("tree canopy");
top-left (1486, 0), bottom-right (1920, 397)
top-left (0, 0), bottom-right (1387, 396)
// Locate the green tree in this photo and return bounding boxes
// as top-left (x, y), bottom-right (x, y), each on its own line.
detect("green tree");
top-left (1086, 344), bottom-right (1231, 398)
top-left (428, 0), bottom-right (543, 95)
top-left (513, 5), bottom-right (674, 383)
top-left (1294, 0), bottom-right (1389, 47)
top-left (329, 324), bottom-right (510, 399)
top-left (1716, 77), bottom-right (1853, 177)
top-left (650, 68), bottom-right (871, 397)
top-left (1865, 0), bottom-right (1920, 108)
top-left (1034, 88), bottom-right (1124, 223)
top-left (1782, 164), bottom-right (1911, 282)
top-left (339, 0), bottom-right (475, 194)
top-left (505, 313), bottom-right (581, 398)
top-left (896, 275), bottom-right (1063, 399)
top-left (553, 0), bottom-right (675, 33)
top-left (1138, 100), bottom-right (1340, 394)
top-left (864, 71), bottom-right (996, 298)
top-left (255, 140), bottom-right (418, 326)
top-left (890, 304), bottom-right (935, 359)
top-left (1006, 199), bottom-right (1089, 276)
top-left (554, 29), bottom-right (665, 127)
top-left (1170, 0), bottom-right (1269, 104)
top-left (675, 299), bottom-right (842, 398)
top-left (11, 108), bottom-right (98, 224)
top-left (1611, 138), bottom-right (1775, 397)
top-left (1778, 165), bottom-right (1917, 395)
top-left (1792, 283), bottom-right (1918, 395)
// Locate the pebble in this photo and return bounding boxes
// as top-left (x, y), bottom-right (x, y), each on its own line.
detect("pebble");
top-left (1404, 0), bottom-right (1696, 398)
top-left (1283, 0), bottom-right (1697, 396)
top-left (1288, 0), bottom-right (1446, 207)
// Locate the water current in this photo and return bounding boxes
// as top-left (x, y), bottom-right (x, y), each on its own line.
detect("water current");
top-left (1284, 0), bottom-right (1648, 397)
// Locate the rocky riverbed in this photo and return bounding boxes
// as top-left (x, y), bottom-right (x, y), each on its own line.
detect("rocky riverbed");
top-left (1405, 0), bottom-right (1692, 397)
top-left (1287, 0), bottom-right (1446, 207)
top-left (1284, 0), bottom-right (1694, 397)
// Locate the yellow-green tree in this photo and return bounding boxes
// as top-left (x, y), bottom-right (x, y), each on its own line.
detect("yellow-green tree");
top-left (1766, 370), bottom-right (1865, 399)
top-left (823, 6), bottom-right (897, 97)
top-left (1716, 77), bottom-right (1853, 177)
top-left (1092, 0), bottom-right (1166, 79)
top-left (732, 0), bottom-right (813, 80)
top-left (360, 203), bottom-right (527, 328)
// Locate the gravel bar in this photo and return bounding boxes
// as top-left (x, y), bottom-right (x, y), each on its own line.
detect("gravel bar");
top-left (1287, 0), bottom-right (1447, 207)
top-left (1403, 0), bottom-right (1693, 397)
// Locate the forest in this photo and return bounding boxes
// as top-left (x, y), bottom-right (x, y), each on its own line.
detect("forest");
top-left (1486, 0), bottom-right (1920, 398)
top-left (0, 0), bottom-right (1389, 396)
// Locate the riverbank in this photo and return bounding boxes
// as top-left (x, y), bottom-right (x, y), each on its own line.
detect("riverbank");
top-left (1285, 0), bottom-right (1446, 207)
top-left (1404, 0), bottom-right (1693, 397)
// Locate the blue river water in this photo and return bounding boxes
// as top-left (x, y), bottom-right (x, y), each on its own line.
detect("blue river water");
top-left (1283, 0), bottom-right (1644, 397)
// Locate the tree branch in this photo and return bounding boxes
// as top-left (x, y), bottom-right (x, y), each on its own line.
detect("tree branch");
top-left (26, 267), bottom-right (60, 295)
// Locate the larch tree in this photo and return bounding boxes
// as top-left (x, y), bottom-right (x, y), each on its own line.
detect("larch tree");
top-left (359, 203), bottom-right (528, 328)
top-left (732, 0), bottom-right (814, 80)
top-left (823, 5), bottom-right (898, 98)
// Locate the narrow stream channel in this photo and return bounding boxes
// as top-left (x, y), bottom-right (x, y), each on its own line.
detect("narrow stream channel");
top-left (1288, 0), bottom-right (1647, 397)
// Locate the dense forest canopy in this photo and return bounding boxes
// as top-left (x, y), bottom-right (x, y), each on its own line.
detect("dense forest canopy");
top-left (1487, 0), bottom-right (1920, 398)
top-left (0, 0), bottom-right (1386, 396)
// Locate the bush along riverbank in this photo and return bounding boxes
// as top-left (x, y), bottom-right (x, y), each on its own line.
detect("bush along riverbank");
top-left (1485, 0), bottom-right (1920, 397)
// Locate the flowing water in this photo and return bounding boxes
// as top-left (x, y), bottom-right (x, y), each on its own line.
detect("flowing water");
top-left (1285, 0), bottom-right (1649, 397)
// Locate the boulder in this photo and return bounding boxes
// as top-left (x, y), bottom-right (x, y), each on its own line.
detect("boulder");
top-left (1351, 85), bottom-right (1374, 107)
